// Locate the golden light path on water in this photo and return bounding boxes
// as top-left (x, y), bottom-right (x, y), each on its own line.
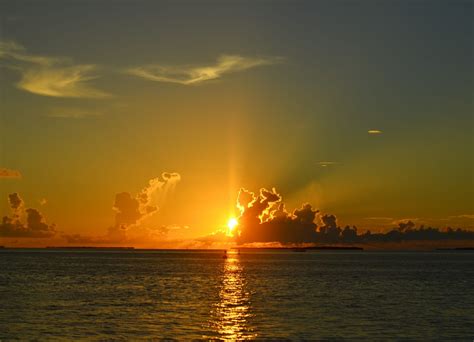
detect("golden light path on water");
top-left (207, 250), bottom-right (256, 340)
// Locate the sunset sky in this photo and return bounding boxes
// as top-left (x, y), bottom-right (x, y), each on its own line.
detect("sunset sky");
top-left (1, 1), bottom-right (472, 247)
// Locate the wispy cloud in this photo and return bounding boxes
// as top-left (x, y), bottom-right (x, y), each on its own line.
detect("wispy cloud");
top-left (17, 64), bottom-right (110, 98)
top-left (317, 161), bottom-right (339, 167)
top-left (391, 218), bottom-right (420, 225)
top-left (449, 214), bottom-right (474, 220)
top-left (0, 40), bottom-right (110, 98)
top-left (0, 168), bottom-right (22, 179)
top-left (127, 54), bottom-right (283, 85)
top-left (368, 129), bottom-right (383, 135)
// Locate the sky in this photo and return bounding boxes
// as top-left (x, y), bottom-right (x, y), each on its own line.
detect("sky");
top-left (0, 0), bottom-right (473, 247)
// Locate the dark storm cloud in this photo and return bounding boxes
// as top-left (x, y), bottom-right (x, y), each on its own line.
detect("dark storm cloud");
top-left (0, 193), bottom-right (56, 238)
top-left (235, 188), bottom-right (474, 245)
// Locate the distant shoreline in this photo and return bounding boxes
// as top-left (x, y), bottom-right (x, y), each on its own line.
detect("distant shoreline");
top-left (0, 246), bottom-right (473, 251)
top-left (236, 246), bottom-right (364, 251)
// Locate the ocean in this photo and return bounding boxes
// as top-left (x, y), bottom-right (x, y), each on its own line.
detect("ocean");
top-left (0, 249), bottom-right (473, 340)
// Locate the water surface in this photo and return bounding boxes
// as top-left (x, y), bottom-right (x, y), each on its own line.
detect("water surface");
top-left (0, 249), bottom-right (473, 340)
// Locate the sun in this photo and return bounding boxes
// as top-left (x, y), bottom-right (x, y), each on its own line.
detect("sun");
top-left (227, 217), bottom-right (238, 235)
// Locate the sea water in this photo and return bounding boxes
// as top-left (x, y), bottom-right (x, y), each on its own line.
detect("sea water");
top-left (0, 249), bottom-right (473, 340)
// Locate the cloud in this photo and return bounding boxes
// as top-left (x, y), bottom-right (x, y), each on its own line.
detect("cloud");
top-left (111, 173), bottom-right (179, 229)
top-left (368, 129), bottom-right (383, 134)
top-left (127, 54), bottom-right (283, 85)
top-left (317, 161), bottom-right (339, 167)
top-left (8, 193), bottom-right (23, 211)
top-left (391, 217), bottom-right (420, 225)
top-left (161, 172), bottom-right (181, 182)
top-left (0, 168), bottom-right (22, 179)
top-left (234, 187), bottom-right (474, 245)
top-left (0, 193), bottom-right (56, 238)
top-left (236, 187), bottom-right (320, 244)
top-left (63, 172), bottom-right (181, 245)
top-left (450, 214), bottom-right (474, 220)
top-left (0, 40), bottom-right (109, 98)
top-left (17, 64), bottom-right (110, 98)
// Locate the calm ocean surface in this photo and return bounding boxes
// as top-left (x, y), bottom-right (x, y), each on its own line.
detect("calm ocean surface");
top-left (0, 249), bottom-right (473, 340)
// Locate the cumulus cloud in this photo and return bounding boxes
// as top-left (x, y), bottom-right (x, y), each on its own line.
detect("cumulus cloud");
top-left (8, 193), bottom-right (23, 212)
top-left (0, 193), bottom-right (56, 238)
top-left (234, 187), bottom-right (474, 245)
top-left (109, 173), bottom-right (180, 236)
top-left (235, 187), bottom-right (320, 244)
top-left (63, 172), bottom-right (181, 245)
top-left (368, 129), bottom-right (383, 134)
top-left (0, 40), bottom-right (109, 98)
top-left (0, 168), bottom-right (22, 179)
top-left (161, 172), bottom-right (181, 181)
top-left (127, 54), bottom-right (283, 85)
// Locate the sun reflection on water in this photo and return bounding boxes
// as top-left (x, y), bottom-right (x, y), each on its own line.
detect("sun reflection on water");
top-left (207, 250), bottom-right (256, 340)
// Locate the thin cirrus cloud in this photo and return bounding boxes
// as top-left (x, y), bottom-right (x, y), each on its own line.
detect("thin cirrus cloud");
top-left (450, 214), bottom-right (474, 219)
top-left (0, 40), bottom-right (110, 98)
top-left (126, 54), bottom-right (283, 85)
top-left (0, 168), bottom-right (22, 179)
top-left (317, 161), bottom-right (339, 167)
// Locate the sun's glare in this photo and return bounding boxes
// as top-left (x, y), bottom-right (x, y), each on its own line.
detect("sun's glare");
top-left (227, 217), bottom-right (238, 235)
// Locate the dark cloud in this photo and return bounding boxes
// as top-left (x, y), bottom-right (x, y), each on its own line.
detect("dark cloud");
top-left (236, 188), bottom-right (319, 244)
top-left (235, 188), bottom-right (474, 245)
top-left (0, 193), bottom-right (56, 238)
top-left (112, 173), bottom-right (181, 229)
top-left (63, 172), bottom-right (181, 245)
top-left (8, 193), bottom-right (23, 211)
top-left (113, 192), bottom-right (152, 227)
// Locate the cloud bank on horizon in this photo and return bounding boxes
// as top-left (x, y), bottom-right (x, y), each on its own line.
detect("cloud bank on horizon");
top-left (234, 188), bottom-right (474, 246)
top-left (1, 181), bottom-right (473, 246)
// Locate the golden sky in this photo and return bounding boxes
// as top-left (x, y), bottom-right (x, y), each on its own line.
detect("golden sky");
top-left (1, 1), bottom-right (473, 247)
